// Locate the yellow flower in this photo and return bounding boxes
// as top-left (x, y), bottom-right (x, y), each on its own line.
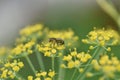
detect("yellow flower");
top-left (0, 60), bottom-right (24, 79)
top-left (20, 24), bottom-right (43, 36)
top-left (48, 71), bottom-right (55, 78)
top-left (40, 72), bottom-right (47, 77)
top-left (67, 61), bottom-right (75, 68)
top-left (45, 77), bottom-right (52, 80)
top-left (106, 47), bottom-right (111, 51)
top-left (37, 42), bottom-right (65, 57)
top-left (44, 52), bottom-right (51, 57)
top-left (28, 76), bottom-right (33, 80)
top-left (70, 49), bottom-right (77, 56)
top-left (12, 66), bottom-right (20, 72)
top-left (51, 49), bottom-right (57, 54)
top-left (0, 47), bottom-right (8, 56)
top-left (61, 64), bottom-right (66, 68)
top-left (4, 63), bottom-right (10, 67)
top-left (92, 55), bottom-right (120, 79)
top-left (29, 70), bottom-right (55, 80)
top-left (86, 72), bottom-right (93, 77)
top-left (18, 62), bottom-right (24, 68)
top-left (34, 77), bottom-right (41, 80)
top-left (79, 68), bottom-right (84, 73)
top-left (47, 29), bottom-right (78, 47)
top-left (62, 49), bottom-right (91, 69)
top-left (63, 55), bottom-right (72, 61)
top-left (89, 46), bottom-right (94, 50)
top-left (36, 73), bottom-right (41, 77)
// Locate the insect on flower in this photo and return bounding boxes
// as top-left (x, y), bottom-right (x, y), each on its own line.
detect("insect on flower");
top-left (49, 38), bottom-right (64, 45)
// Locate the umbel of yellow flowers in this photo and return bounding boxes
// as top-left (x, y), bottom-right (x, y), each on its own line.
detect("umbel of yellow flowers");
top-left (0, 24), bottom-right (120, 80)
top-left (82, 28), bottom-right (120, 47)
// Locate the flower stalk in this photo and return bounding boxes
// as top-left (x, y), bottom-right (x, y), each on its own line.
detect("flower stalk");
top-left (35, 50), bottom-right (45, 71)
top-left (25, 56), bottom-right (36, 75)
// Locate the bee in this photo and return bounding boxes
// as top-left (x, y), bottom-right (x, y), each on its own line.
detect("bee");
top-left (49, 38), bottom-right (64, 45)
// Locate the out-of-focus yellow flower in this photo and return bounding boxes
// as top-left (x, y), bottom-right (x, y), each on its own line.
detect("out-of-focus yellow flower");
top-left (45, 77), bottom-right (52, 80)
top-left (0, 47), bottom-right (10, 63)
top-left (16, 24), bottom-right (45, 44)
top-left (11, 40), bottom-right (35, 58)
top-left (86, 72), bottom-right (93, 77)
top-left (91, 55), bottom-right (120, 79)
top-left (28, 76), bottom-right (33, 80)
top-left (48, 71), bottom-right (55, 78)
top-left (20, 24), bottom-right (43, 36)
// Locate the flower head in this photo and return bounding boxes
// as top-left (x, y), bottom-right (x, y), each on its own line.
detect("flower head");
top-left (37, 41), bottom-right (65, 57)
top-left (10, 40), bottom-right (35, 58)
top-left (82, 28), bottom-right (120, 47)
top-left (47, 29), bottom-right (78, 47)
top-left (91, 55), bottom-right (120, 79)
top-left (0, 47), bottom-right (11, 63)
top-left (16, 24), bottom-right (45, 44)
top-left (62, 48), bottom-right (91, 69)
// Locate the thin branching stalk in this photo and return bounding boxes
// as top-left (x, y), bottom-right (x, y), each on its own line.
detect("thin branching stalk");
top-left (58, 51), bottom-right (65, 80)
top-left (15, 73), bottom-right (26, 80)
top-left (70, 69), bottom-right (77, 80)
top-left (25, 56), bottom-right (36, 74)
top-left (77, 47), bottom-right (105, 80)
top-left (52, 56), bottom-right (55, 80)
top-left (52, 56), bottom-right (55, 71)
top-left (35, 51), bottom-right (45, 71)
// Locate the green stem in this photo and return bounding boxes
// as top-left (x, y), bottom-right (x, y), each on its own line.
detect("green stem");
top-left (35, 51), bottom-right (45, 71)
top-left (96, 0), bottom-right (120, 27)
top-left (58, 57), bottom-right (65, 80)
top-left (52, 56), bottom-right (55, 71)
top-left (70, 69), bottom-right (77, 80)
top-left (51, 56), bottom-right (55, 80)
top-left (76, 47), bottom-right (99, 80)
top-left (15, 73), bottom-right (25, 80)
top-left (25, 56), bottom-right (36, 74)
top-left (58, 50), bottom-right (66, 80)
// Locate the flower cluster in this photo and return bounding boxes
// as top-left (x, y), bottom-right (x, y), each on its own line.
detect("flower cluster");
top-left (36, 42), bottom-right (65, 57)
top-left (0, 60), bottom-right (24, 79)
top-left (11, 40), bottom-right (35, 58)
top-left (28, 70), bottom-right (55, 80)
top-left (47, 29), bottom-right (78, 47)
top-left (90, 55), bottom-right (120, 80)
top-left (0, 47), bottom-right (10, 63)
top-left (82, 28), bottom-right (120, 47)
top-left (17, 24), bottom-right (78, 48)
top-left (1, 23), bottom-right (120, 80)
top-left (16, 24), bottom-right (45, 44)
top-left (61, 48), bottom-right (91, 70)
